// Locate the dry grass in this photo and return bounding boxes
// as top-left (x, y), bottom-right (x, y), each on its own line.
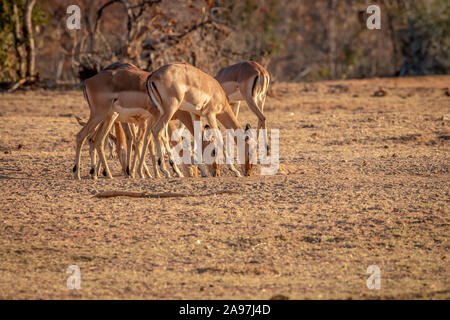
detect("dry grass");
top-left (0, 75), bottom-right (449, 299)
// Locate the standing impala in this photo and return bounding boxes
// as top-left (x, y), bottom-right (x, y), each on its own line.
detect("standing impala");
top-left (138, 62), bottom-right (253, 178)
top-left (215, 61), bottom-right (270, 151)
top-left (73, 63), bottom-right (169, 180)
top-left (74, 62), bottom-right (216, 179)
top-left (83, 113), bottom-right (200, 179)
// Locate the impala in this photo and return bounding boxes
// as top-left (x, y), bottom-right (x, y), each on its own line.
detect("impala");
top-left (138, 62), bottom-right (253, 178)
top-left (74, 62), bottom-right (213, 179)
top-left (73, 63), bottom-right (164, 180)
top-left (215, 61), bottom-right (270, 151)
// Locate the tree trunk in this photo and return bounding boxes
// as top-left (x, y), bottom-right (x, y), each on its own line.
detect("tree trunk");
top-left (328, 0), bottom-right (337, 79)
top-left (380, 0), bottom-right (401, 75)
top-left (12, 1), bottom-right (26, 79)
top-left (23, 0), bottom-right (37, 78)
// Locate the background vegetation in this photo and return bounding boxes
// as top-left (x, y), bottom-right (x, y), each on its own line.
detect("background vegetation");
top-left (0, 0), bottom-right (448, 87)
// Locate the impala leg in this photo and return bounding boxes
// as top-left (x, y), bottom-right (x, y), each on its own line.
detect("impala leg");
top-left (130, 121), bottom-right (152, 178)
top-left (256, 93), bottom-right (269, 155)
top-left (131, 144), bottom-right (139, 178)
top-left (143, 83), bottom-right (179, 178)
top-left (174, 111), bottom-right (201, 178)
top-left (206, 114), bottom-right (239, 177)
top-left (186, 113), bottom-right (209, 177)
top-left (148, 135), bottom-right (161, 178)
top-left (244, 125), bottom-right (255, 177)
top-left (129, 123), bottom-right (140, 178)
top-left (195, 149), bottom-right (209, 178)
top-left (88, 135), bottom-right (97, 177)
top-left (190, 163), bottom-right (199, 178)
top-left (90, 122), bottom-right (104, 180)
top-left (122, 122), bottom-right (134, 177)
top-left (74, 115), bottom-right (103, 180)
top-left (168, 121), bottom-right (191, 177)
top-left (230, 101), bottom-right (241, 118)
top-left (138, 117), bottom-right (167, 178)
top-left (149, 119), bottom-right (171, 178)
top-left (112, 122), bottom-right (128, 176)
top-left (143, 161), bottom-right (152, 178)
top-left (93, 112), bottom-right (119, 179)
top-left (144, 102), bottom-right (179, 178)
top-left (139, 121), bottom-right (153, 178)
top-left (163, 124), bottom-right (184, 177)
top-left (205, 124), bottom-right (220, 177)
top-left (187, 134), bottom-right (199, 178)
top-left (132, 127), bottom-right (142, 178)
top-left (134, 138), bottom-right (150, 178)
top-left (134, 130), bottom-right (148, 178)
top-left (94, 155), bottom-right (102, 180)
top-left (227, 146), bottom-right (243, 177)
top-left (216, 111), bottom-right (245, 177)
top-left (149, 135), bottom-right (161, 178)
top-left (240, 78), bottom-right (268, 155)
top-left (107, 135), bottom-right (115, 160)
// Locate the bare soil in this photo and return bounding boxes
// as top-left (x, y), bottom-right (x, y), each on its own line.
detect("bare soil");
top-left (0, 75), bottom-right (449, 299)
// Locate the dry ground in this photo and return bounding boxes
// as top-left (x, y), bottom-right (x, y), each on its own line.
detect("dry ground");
top-left (0, 76), bottom-right (449, 299)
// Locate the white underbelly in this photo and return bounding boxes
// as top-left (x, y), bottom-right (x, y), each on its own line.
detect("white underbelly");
top-left (179, 101), bottom-right (203, 116)
top-left (113, 102), bottom-right (151, 123)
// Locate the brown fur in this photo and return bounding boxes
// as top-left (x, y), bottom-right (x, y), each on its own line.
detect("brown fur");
top-left (215, 61), bottom-right (271, 161)
top-left (141, 62), bottom-right (251, 177)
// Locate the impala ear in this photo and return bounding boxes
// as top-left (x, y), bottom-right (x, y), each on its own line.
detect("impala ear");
top-left (204, 124), bottom-right (210, 130)
top-left (245, 123), bottom-right (252, 131)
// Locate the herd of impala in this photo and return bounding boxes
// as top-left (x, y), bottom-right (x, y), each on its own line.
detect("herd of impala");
top-left (73, 61), bottom-right (270, 180)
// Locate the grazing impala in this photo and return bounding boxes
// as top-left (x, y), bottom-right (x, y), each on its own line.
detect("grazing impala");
top-left (83, 115), bottom-right (195, 179)
top-left (74, 62), bottom-right (215, 179)
top-left (74, 115), bottom-right (130, 178)
top-left (215, 61), bottom-right (270, 151)
top-left (139, 62), bottom-right (253, 178)
top-left (73, 63), bottom-right (165, 180)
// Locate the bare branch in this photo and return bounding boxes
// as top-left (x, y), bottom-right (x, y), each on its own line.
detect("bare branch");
top-left (130, 0), bottom-right (162, 20)
top-left (160, 19), bottom-right (213, 43)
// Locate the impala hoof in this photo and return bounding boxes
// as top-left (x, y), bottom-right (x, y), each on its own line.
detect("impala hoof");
top-left (163, 168), bottom-right (171, 178)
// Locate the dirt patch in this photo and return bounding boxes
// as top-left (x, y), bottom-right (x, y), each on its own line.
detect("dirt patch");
top-left (0, 76), bottom-right (449, 299)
